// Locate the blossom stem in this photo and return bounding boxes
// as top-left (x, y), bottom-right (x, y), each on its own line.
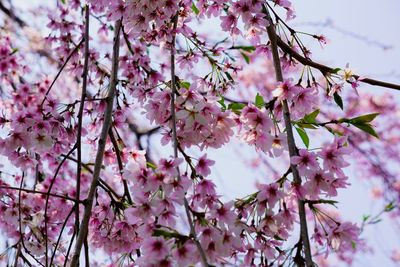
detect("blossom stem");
top-left (69, 19), bottom-right (121, 267)
top-left (265, 6), bottom-right (314, 267)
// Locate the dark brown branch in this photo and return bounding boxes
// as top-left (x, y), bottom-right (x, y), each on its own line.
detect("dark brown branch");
top-left (0, 186), bottom-right (80, 203)
top-left (41, 39), bottom-right (84, 106)
top-left (276, 37), bottom-right (400, 91)
top-left (70, 19), bottom-right (121, 266)
top-left (169, 13), bottom-right (209, 267)
top-left (108, 128), bottom-right (133, 204)
top-left (0, 1), bottom-right (26, 27)
top-left (44, 146), bottom-right (77, 267)
top-left (265, 6), bottom-right (313, 267)
top-left (75, 4), bottom-right (90, 239)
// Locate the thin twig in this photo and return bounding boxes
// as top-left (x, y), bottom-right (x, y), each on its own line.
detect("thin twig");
top-left (44, 146), bottom-right (77, 267)
top-left (40, 40), bottom-right (84, 106)
top-left (108, 128), bottom-right (133, 204)
top-left (63, 154), bottom-right (123, 200)
top-left (0, 186), bottom-right (80, 203)
top-left (169, 13), bottom-right (209, 267)
top-left (16, 173), bottom-right (24, 267)
top-left (49, 206), bottom-right (76, 266)
top-left (75, 4), bottom-right (91, 239)
top-left (0, 1), bottom-right (26, 27)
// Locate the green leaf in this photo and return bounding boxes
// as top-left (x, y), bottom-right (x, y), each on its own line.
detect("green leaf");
top-left (255, 93), bottom-right (265, 108)
top-left (232, 45), bottom-right (256, 52)
top-left (217, 96), bottom-right (226, 110)
top-left (228, 103), bottom-right (246, 114)
top-left (241, 52), bottom-right (250, 64)
top-left (225, 72), bottom-right (234, 82)
top-left (10, 48), bottom-right (19, 55)
top-left (296, 123), bottom-right (318, 129)
top-left (295, 127), bottom-right (309, 148)
top-left (273, 235), bottom-right (285, 241)
top-left (325, 126), bottom-right (344, 136)
top-left (179, 81), bottom-right (191, 89)
top-left (362, 215), bottom-right (370, 222)
top-left (384, 202), bottom-right (395, 212)
top-left (191, 3), bottom-right (200, 15)
top-left (153, 229), bottom-right (187, 240)
top-left (333, 92), bottom-right (343, 110)
top-left (352, 123), bottom-right (379, 138)
top-left (146, 162), bottom-right (157, 169)
top-left (349, 113), bottom-right (379, 124)
top-left (330, 68), bottom-right (341, 74)
top-left (60, 0), bottom-right (66, 3)
top-left (303, 109), bottom-right (320, 124)
top-left (317, 199), bottom-right (338, 205)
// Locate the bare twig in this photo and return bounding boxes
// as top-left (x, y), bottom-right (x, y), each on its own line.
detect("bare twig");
top-left (169, 13), bottom-right (209, 267)
top-left (0, 1), bottom-right (26, 27)
top-left (69, 19), bottom-right (122, 267)
top-left (40, 39), bottom-right (84, 106)
top-left (108, 128), bottom-right (133, 203)
top-left (44, 146), bottom-right (77, 266)
top-left (75, 4), bottom-right (91, 239)
top-left (0, 186), bottom-right (79, 203)
top-left (49, 206), bottom-right (76, 266)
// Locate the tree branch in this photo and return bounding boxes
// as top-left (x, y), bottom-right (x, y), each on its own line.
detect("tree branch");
top-left (75, 4), bottom-right (90, 239)
top-left (108, 128), bottom-right (133, 204)
top-left (169, 13), bottom-right (209, 267)
top-left (0, 1), bottom-right (26, 27)
top-left (69, 19), bottom-right (121, 267)
top-left (265, 6), bottom-right (314, 267)
top-left (276, 35), bottom-right (400, 91)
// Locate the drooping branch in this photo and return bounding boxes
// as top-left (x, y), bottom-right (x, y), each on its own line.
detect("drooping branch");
top-left (0, 186), bottom-right (80, 203)
top-left (108, 128), bottom-right (133, 204)
top-left (40, 39), bottom-right (84, 106)
top-left (69, 19), bottom-right (122, 267)
top-left (169, 13), bottom-right (209, 267)
top-left (75, 4), bottom-right (90, 238)
top-left (264, 6), bottom-right (314, 267)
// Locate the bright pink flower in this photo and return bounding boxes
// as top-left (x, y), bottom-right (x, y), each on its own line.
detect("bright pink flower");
top-left (172, 242), bottom-right (197, 266)
top-left (196, 179), bottom-right (217, 197)
top-left (329, 222), bottom-right (360, 251)
top-left (257, 183), bottom-right (284, 208)
top-left (142, 237), bottom-right (173, 261)
top-left (303, 169), bottom-right (333, 199)
top-left (158, 157), bottom-right (183, 176)
top-left (291, 149), bottom-right (319, 175)
top-left (319, 137), bottom-right (351, 175)
top-left (195, 154), bottom-right (215, 177)
top-left (272, 79), bottom-right (298, 102)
